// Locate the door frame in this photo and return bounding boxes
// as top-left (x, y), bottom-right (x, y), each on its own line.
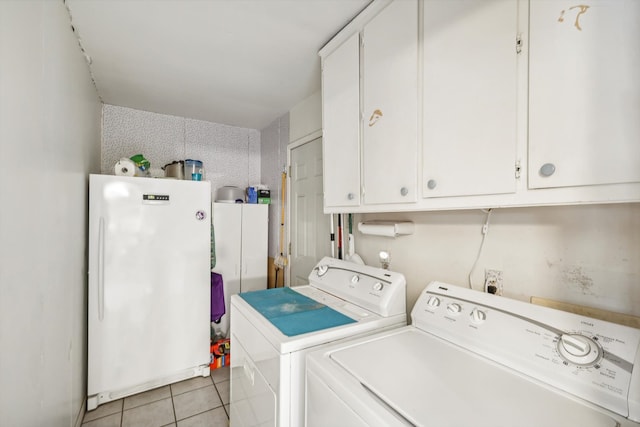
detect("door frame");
top-left (286, 129), bottom-right (323, 287)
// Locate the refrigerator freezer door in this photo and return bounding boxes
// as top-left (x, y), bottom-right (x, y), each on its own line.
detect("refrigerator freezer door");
top-left (88, 175), bottom-right (211, 401)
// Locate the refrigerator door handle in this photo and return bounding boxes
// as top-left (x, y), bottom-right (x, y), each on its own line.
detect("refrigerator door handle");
top-left (98, 217), bottom-right (105, 321)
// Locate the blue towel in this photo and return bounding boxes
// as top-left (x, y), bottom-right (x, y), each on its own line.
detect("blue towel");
top-left (240, 287), bottom-right (356, 336)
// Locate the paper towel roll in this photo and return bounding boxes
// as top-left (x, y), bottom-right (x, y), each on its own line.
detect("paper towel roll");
top-left (357, 221), bottom-right (414, 237)
top-left (114, 158), bottom-right (136, 176)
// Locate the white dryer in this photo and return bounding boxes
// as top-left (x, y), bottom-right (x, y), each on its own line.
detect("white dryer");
top-left (229, 257), bottom-right (407, 427)
top-left (306, 281), bottom-right (640, 427)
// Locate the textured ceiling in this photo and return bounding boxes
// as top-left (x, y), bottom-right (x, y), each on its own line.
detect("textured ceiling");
top-left (65, 0), bottom-right (370, 130)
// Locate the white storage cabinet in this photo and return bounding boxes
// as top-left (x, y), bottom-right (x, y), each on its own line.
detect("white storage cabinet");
top-left (212, 203), bottom-right (268, 336)
top-left (321, 0), bottom-right (418, 209)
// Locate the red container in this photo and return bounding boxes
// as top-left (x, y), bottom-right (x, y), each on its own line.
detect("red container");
top-left (210, 338), bottom-right (231, 370)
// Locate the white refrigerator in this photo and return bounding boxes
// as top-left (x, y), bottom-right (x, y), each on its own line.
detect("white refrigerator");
top-left (87, 174), bottom-right (211, 410)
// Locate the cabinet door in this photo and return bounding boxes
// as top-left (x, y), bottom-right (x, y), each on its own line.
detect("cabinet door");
top-left (362, 0), bottom-right (418, 205)
top-left (322, 32), bottom-right (361, 208)
top-left (212, 202), bottom-right (242, 335)
top-left (422, 0), bottom-right (518, 198)
top-left (529, 0), bottom-right (640, 189)
top-left (240, 204), bottom-right (268, 293)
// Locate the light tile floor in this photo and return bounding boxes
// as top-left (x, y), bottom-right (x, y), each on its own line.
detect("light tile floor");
top-left (82, 366), bottom-right (230, 427)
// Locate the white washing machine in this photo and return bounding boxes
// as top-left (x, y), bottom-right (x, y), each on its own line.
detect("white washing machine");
top-left (306, 281), bottom-right (640, 427)
top-left (229, 256), bottom-right (407, 427)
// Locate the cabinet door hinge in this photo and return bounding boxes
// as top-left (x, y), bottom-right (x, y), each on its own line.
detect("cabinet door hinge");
top-left (515, 160), bottom-right (522, 179)
top-left (516, 33), bottom-right (523, 54)
top-left (288, 242), bottom-right (291, 256)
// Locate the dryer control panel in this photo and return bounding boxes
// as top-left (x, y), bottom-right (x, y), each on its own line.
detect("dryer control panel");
top-left (412, 281), bottom-right (640, 423)
top-left (308, 257), bottom-right (406, 318)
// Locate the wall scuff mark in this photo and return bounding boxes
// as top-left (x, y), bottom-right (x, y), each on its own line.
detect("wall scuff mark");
top-left (558, 5), bottom-right (591, 31)
top-left (562, 266), bottom-right (595, 295)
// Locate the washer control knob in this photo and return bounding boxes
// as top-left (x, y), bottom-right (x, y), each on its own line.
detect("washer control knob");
top-left (351, 275), bottom-right (360, 284)
top-left (557, 334), bottom-right (602, 366)
top-left (317, 265), bottom-right (329, 277)
top-left (561, 334), bottom-right (591, 356)
top-left (470, 309), bottom-right (487, 324)
top-left (372, 282), bottom-right (384, 292)
top-left (426, 296), bottom-right (440, 308)
top-left (447, 303), bottom-right (462, 315)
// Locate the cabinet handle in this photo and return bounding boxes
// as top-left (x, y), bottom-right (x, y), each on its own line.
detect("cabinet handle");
top-left (368, 109), bottom-right (383, 127)
top-left (400, 187), bottom-right (409, 196)
top-left (427, 179), bottom-right (437, 190)
top-left (98, 217), bottom-right (105, 321)
top-left (347, 192), bottom-right (355, 200)
top-left (539, 163), bottom-right (556, 177)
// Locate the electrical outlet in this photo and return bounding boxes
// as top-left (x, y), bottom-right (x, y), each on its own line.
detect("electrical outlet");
top-left (484, 269), bottom-right (503, 295)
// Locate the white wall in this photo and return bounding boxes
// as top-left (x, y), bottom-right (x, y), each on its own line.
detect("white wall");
top-left (289, 90), bottom-right (321, 143)
top-left (102, 105), bottom-right (260, 198)
top-left (0, 2), bottom-right (102, 426)
top-left (261, 114), bottom-right (290, 258)
top-left (355, 203), bottom-right (640, 318)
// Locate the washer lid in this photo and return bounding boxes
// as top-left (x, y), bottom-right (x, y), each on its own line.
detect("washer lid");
top-left (329, 329), bottom-right (619, 427)
top-left (239, 287), bottom-right (356, 336)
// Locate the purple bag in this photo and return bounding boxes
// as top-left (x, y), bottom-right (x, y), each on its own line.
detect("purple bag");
top-left (211, 272), bottom-right (226, 323)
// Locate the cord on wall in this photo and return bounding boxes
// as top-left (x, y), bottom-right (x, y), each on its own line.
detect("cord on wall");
top-left (467, 209), bottom-right (492, 290)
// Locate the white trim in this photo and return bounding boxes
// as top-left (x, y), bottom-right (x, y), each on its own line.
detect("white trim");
top-left (318, 0), bottom-right (393, 58)
top-left (288, 129), bottom-right (322, 150)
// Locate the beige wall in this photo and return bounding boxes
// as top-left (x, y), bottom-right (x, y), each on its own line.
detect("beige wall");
top-left (0, 2), bottom-right (102, 426)
top-left (355, 203), bottom-right (640, 318)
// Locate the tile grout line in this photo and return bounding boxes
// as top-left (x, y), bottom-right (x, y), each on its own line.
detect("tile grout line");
top-left (214, 381), bottom-right (228, 419)
top-left (170, 383), bottom-right (178, 425)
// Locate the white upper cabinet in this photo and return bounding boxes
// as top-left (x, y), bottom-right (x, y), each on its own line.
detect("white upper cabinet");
top-left (362, 0), bottom-right (418, 205)
top-left (322, 33), bottom-right (361, 208)
top-left (319, 0), bottom-right (640, 213)
top-left (321, 0), bottom-right (418, 209)
top-left (529, 0), bottom-right (640, 189)
top-left (422, 0), bottom-right (519, 198)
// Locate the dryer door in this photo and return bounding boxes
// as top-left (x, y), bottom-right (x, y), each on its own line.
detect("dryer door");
top-left (230, 338), bottom-right (276, 427)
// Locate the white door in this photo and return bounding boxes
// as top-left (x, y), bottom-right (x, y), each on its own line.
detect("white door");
top-left (290, 137), bottom-right (331, 286)
top-left (322, 32), bottom-right (361, 208)
top-left (362, 0), bottom-right (418, 205)
top-left (212, 202), bottom-right (242, 337)
top-left (529, 0), bottom-right (640, 189)
top-left (422, 0), bottom-right (518, 198)
top-left (239, 204), bottom-right (268, 293)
